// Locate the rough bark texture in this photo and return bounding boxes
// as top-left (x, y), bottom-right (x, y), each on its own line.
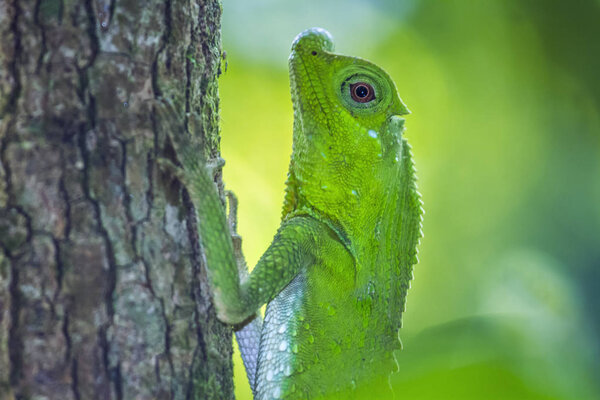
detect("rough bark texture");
top-left (0, 0), bottom-right (233, 399)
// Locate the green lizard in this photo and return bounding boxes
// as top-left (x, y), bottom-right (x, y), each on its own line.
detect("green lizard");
top-left (162, 27), bottom-right (423, 399)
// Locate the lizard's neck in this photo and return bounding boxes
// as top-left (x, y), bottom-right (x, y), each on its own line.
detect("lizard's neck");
top-left (286, 135), bottom-right (418, 246)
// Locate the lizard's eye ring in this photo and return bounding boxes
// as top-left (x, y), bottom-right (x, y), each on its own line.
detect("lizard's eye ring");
top-left (350, 82), bottom-right (375, 103)
top-left (336, 68), bottom-right (389, 113)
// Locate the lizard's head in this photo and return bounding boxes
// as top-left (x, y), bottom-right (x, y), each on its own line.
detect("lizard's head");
top-left (289, 28), bottom-right (409, 135)
top-left (283, 28), bottom-right (412, 223)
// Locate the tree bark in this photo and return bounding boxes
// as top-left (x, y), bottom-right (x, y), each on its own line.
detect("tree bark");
top-left (0, 0), bottom-right (233, 399)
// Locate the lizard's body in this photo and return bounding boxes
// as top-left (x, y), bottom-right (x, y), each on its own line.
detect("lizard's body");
top-left (163, 28), bottom-right (423, 399)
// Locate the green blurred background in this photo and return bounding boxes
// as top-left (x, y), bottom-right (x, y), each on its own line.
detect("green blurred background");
top-left (218, 1), bottom-right (600, 399)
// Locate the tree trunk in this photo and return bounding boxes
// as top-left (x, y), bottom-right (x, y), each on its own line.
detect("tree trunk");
top-left (0, 0), bottom-right (233, 399)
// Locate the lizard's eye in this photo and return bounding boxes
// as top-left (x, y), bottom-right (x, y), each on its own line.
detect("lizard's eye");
top-left (336, 69), bottom-right (388, 113)
top-left (350, 82), bottom-right (375, 103)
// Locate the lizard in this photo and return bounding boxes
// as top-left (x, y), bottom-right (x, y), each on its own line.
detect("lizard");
top-left (159, 27), bottom-right (423, 400)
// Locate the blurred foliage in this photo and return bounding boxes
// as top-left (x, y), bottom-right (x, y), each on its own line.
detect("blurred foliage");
top-left (219, 1), bottom-right (600, 398)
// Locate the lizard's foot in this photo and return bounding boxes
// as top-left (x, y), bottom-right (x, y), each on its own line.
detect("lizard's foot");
top-left (225, 190), bottom-right (250, 282)
top-left (152, 96), bottom-right (218, 187)
top-left (207, 157), bottom-right (226, 178)
top-left (156, 157), bottom-right (188, 184)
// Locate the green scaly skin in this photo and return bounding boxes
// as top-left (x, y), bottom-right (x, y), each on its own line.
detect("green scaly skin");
top-left (165, 27), bottom-right (423, 400)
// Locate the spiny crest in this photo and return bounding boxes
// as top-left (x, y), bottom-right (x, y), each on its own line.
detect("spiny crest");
top-left (388, 140), bottom-right (424, 331)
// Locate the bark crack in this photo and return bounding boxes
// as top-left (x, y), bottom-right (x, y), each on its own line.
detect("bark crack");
top-left (144, 150), bottom-right (155, 222)
top-left (8, 256), bottom-right (22, 389)
top-left (70, 358), bottom-right (81, 400)
top-left (182, 189), bottom-right (208, 358)
top-left (50, 236), bottom-right (64, 311)
top-left (62, 313), bottom-right (81, 400)
top-left (74, 4), bottom-right (125, 397)
top-left (151, 0), bottom-right (172, 97)
top-left (118, 138), bottom-right (139, 260)
top-left (77, 125), bottom-right (123, 400)
top-left (82, 0), bottom-right (100, 69)
top-left (2, 0), bottom-right (22, 116)
top-left (185, 345), bottom-right (202, 400)
top-left (140, 253), bottom-right (176, 399)
top-left (33, 0), bottom-right (48, 73)
top-left (1, 4), bottom-right (28, 388)
top-left (58, 173), bottom-right (72, 240)
top-left (0, 135), bottom-right (14, 209)
top-left (1, 206), bottom-right (33, 393)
